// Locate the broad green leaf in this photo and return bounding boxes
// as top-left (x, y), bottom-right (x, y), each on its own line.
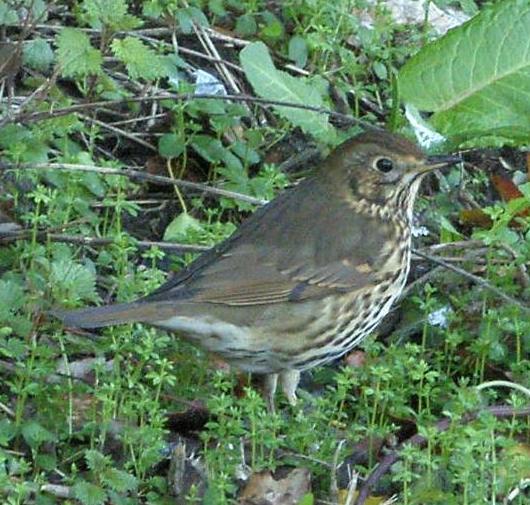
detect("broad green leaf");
top-left (163, 213), bottom-right (203, 242)
top-left (235, 13), bottom-right (257, 36)
top-left (191, 135), bottom-right (243, 171)
top-left (159, 132), bottom-right (185, 158)
top-left (288, 35), bottom-right (308, 68)
top-left (399, 0), bottom-right (530, 146)
top-left (240, 42), bottom-right (335, 142)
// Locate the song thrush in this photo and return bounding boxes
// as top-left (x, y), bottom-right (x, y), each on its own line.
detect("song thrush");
top-left (54, 130), bottom-right (460, 408)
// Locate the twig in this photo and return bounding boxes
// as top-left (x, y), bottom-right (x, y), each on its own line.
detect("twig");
top-left (412, 249), bottom-right (530, 312)
top-left (0, 162), bottom-right (267, 205)
top-left (8, 92), bottom-right (362, 128)
top-left (354, 404), bottom-right (530, 505)
top-left (0, 231), bottom-right (211, 253)
top-left (330, 440), bottom-right (346, 504)
top-left (41, 484), bottom-right (72, 498)
top-left (80, 115), bottom-right (157, 151)
top-left (0, 400), bottom-right (15, 418)
top-left (344, 471), bottom-right (359, 505)
top-left (192, 21), bottom-right (242, 95)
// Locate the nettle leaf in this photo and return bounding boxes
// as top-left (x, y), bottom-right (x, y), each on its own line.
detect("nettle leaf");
top-left (73, 481), bottom-right (107, 505)
top-left (56, 28), bottom-right (102, 77)
top-left (399, 0), bottom-right (530, 146)
top-left (240, 42), bottom-right (335, 143)
top-left (50, 259), bottom-right (99, 304)
top-left (80, 0), bottom-right (142, 31)
top-left (111, 36), bottom-right (165, 81)
top-left (101, 468), bottom-right (138, 493)
top-left (23, 38), bottom-right (54, 71)
top-left (21, 421), bottom-right (55, 448)
top-left (85, 449), bottom-right (111, 472)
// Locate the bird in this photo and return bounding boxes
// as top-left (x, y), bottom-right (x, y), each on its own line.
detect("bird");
top-left (53, 130), bottom-right (460, 410)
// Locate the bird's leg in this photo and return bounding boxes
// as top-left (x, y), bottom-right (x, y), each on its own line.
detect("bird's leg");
top-left (262, 373), bottom-right (278, 413)
top-left (279, 370), bottom-right (300, 406)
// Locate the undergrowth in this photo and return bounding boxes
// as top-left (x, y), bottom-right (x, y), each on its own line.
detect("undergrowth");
top-left (0, 1), bottom-right (529, 504)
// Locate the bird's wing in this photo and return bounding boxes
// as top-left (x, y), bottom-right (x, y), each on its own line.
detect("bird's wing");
top-left (144, 176), bottom-right (396, 306)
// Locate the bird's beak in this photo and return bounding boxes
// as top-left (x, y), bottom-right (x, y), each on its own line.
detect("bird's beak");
top-left (424, 154), bottom-right (462, 171)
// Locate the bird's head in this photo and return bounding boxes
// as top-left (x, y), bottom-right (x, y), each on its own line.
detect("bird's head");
top-left (324, 130), bottom-right (460, 216)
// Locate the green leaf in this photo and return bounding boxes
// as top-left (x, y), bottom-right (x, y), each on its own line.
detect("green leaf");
top-left (297, 493), bottom-right (314, 505)
top-left (0, 418), bottom-right (16, 446)
top-left (80, 0), bottom-right (142, 31)
top-left (85, 449), bottom-right (110, 472)
top-left (191, 135), bottom-right (243, 171)
top-left (235, 13), bottom-right (257, 36)
top-left (21, 421), bottom-right (55, 448)
top-left (372, 61), bottom-right (388, 80)
top-left (0, 1), bottom-right (18, 25)
top-left (0, 124), bottom-right (31, 146)
top-left (176, 7), bottom-right (209, 34)
top-left (56, 28), bottom-right (102, 77)
top-left (159, 132), bottom-right (185, 158)
top-left (0, 279), bottom-right (25, 318)
top-left (50, 259), bottom-right (99, 304)
top-left (73, 481), bottom-right (107, 505)
top-left (399, 0), bottom-right (530, 146)
top-left (163, 213), bottom-right (203, 241)
top-left (101, 468), bottom-right (138, 493)
top-left (288, 35), bottom-right (308, 68)
top-left (35, 453), bottom-right (57, 471)
top-left (240, 42), bottom-right (335, 142)
top-left (23, 38), bottom-right (54, 71)
top-left (260, 11), bottom-right (284, 41)
top-left (111, 36), bottom-right (165, 81)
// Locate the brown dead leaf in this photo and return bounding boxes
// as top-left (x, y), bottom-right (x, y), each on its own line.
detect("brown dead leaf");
top-left (459, 208), bottom-right (493, 229)
top-left (239, 467), bottom-right (311, 505)
top-left (344, 350), bottom-right (366, 368)
top-left (491, 173), bottom-right (525, 203)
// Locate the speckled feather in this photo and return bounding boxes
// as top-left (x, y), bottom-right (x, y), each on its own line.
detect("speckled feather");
top-left (54, 131), bottom-right (434, 376)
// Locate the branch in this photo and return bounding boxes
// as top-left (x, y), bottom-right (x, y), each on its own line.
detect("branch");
top-left (7, 92), bottom-right (362, 127)
top-left (0, 230), bottom-right (211, 253)
top-left (412, 249), bottom-right (530, 312)
top-left (0, 161), bottom-right (267, 205)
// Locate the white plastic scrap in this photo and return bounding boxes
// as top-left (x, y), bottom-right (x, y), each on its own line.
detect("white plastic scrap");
top-left (428, 306), bottom-right (451, 328)
top-left (405, 104), bottom-right (446, 150)
top-left (194, 69), bottom-right (226, 95)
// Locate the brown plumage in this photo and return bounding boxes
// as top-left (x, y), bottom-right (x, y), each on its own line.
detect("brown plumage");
top-left (53, 130), bottom-right (459, 407)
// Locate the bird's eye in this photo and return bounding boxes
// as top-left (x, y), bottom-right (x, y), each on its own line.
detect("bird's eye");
top-left (374, 157), bottom-right (394, 173)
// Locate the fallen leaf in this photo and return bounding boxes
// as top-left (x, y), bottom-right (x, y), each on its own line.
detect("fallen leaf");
top-left (239, 467), bottom-right (311, 505)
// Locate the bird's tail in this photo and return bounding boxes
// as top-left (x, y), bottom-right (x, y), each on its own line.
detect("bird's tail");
top-left (51, 302), bottom-right (175, 329)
